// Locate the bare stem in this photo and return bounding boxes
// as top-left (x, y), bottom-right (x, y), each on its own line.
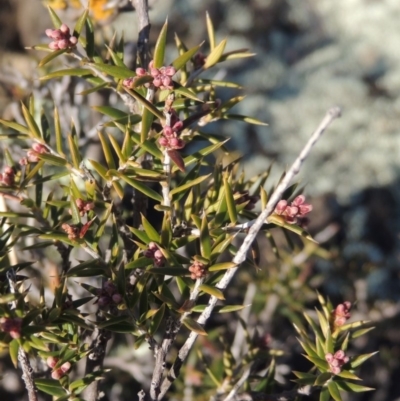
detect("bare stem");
top-left (7, 271), bottom-right (38, 401)
top-left (83, 327), bottom-right (112, 401)
top-left (148, 277), bottom-right (204, 400)
top-left (231, 282), bottom-right (257, 360)
top-left (18, 349), bottom-right (38, 401)
top-left (157, 106), bottom-right (342, 400)
top-left (161, 150), bottom-right (171, 207)
top-left (222, 364), bottom-right (252, 401)
top-left (132, 0), bottom-right (151, 68)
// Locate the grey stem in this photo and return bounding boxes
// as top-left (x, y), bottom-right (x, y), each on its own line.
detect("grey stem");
top-left (132, 0), bottom-right (151, 68)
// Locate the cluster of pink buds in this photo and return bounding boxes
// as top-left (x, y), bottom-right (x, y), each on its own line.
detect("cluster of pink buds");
top-left (158, 110), bottom-right (185, 150)
top-left (123, 60), bottom-right (176, 90)
top-left (61, 220), bottom-right (93, 241)
top-left (75, 198), bottom-right (95, 216)
top-left (144, 242), bottom-right (165, 267)
top-left (142, 60), bottom-right (176, 89)
top-left (0, 166), bottom-right (15, 186)
top-left (46, 24), bottom-right (78, 51)
top-left (188, 260), bottom-right (208, 280)
top-left (20, 143), bottom-right (49, 165)
top-left (96, 281), bottom-right (123, 308)
top-left (0, 317), bottom-right (22, 339)
top-left (274, 195), bottom-right (313, 225)
top-left (325, 350), bottom-right (349, 375)
top-left (61, 223), bottom-right (81, 241)
top-left (331, 301), bottom-right (351, 329)
top-left (46, 356), bottom-right (71, 380)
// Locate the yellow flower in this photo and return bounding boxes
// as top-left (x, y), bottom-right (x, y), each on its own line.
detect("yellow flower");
top-left (89, 0), bottom-right (117, 23)
top-left (43, 0), bottom-right (117, 23)
top-left (44, 0), bottom-right (82, 10)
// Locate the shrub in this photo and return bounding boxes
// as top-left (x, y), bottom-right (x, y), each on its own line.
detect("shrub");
top-left (0, 2), bottom-right (375, 401)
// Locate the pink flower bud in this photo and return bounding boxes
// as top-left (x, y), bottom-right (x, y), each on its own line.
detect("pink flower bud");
top-left (334, 350), bottom-right (345, 359)
top-left (163, 126), bottom-right (173, 137)
top-left (150, 68), bottom-right (159, 77)
top-left (155, 258), bottom-right (165, 267)
top-left (165, 66), bottom-right (176, 76)
top-left (123, 77), bottom-right (135, 88)
top-left (32, 143), bottom-right (47, 153)
top-left (0, 173), bottom-right (14, 186)
top-left (292, 195), bottom-right (305, 206)
top-left (9, 329), bottom-right (21, 339)
top-left (169, 137), bottom-right (180, 147)
top-left (51, 369), bottom-right (63, 380)
top-left (162, 76), bottom-right (172, 88)
top-left (136, 68), bottom-right (147, 76)
top-left (27, 150), bottom-right (40, 163)
top-left (148, 242), bottom-right (158, 250)
top-left (153, 77), bottom-right (162, 87)
top-left (154, 250), bottom-right (163, 260)
top-left (49, 41), bottom-right (60, 51)
top-left (325, 350), bottom-right (349, 375)
top-left (48, 29), bottom-right (62, 40)
top-left (60, 24), bottom-right (70, 34)
top-left (158, 137), bottom-right (169, 147)
top-left (299, 204), bottom-right (313, 215)
top-left (0, 317), bottom-right (22, 338)
top-left (275, 200), bottom-right (287, 214)
top-left (69, 36), bottom-right (78, 45)
top-left (343, 301), bottom-right (352, 310)
top-left (60, 361), bottom-right (71, 373)
top-left (335, 317), bottom-right (346, 326)
top-left (97, 296), bottom-right (110, 307)
top-left (76, 198), bottom-right (84, 208)
top-left (47, 356), bottom-right (58, 368)
top-left (170, 138), bottom-right (185, 149)
top-left (58, 39), bottom-right (69, 50)
top-left (104, 281), bottom-right (116, 295)
top-left (331, 366), bottom-right (341, 375)
top-left (112, 294), bottom-right (123, 304)
top-left (173, 121), bottom-right (183, 131)
top-left (288, 205), bottom-right (299, 216)
top-left (84, 201), bottom-right (95, 211)
top-left (45, 29), bottom-right (55, 38)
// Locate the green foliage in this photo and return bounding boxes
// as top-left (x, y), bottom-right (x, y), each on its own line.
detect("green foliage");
top-left (293, 295), bottom-right (375, 400)
top-left (0, 6), bottom-right (375, 401)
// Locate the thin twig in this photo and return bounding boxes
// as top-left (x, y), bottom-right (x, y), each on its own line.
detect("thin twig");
top-left (231, 282), bottom-right (256, 361)
top-left (223, 364), bottom-right (252, 401)
top-left (148, 277), bottom-right (205, 400)
top-left (150, 317), bottom-right (180, 400)
top-left (157, 106), bottom-right (341, 400)
top-left (82, 326), bottom-right (112, 401)
top-left (161, 150), bottom-right (171, 207)
top-left (7, 271), bottom-right (38, 401)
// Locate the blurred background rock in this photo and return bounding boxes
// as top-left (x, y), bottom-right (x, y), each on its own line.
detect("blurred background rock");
top-left (1, 1), bottom-right (400, 400)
